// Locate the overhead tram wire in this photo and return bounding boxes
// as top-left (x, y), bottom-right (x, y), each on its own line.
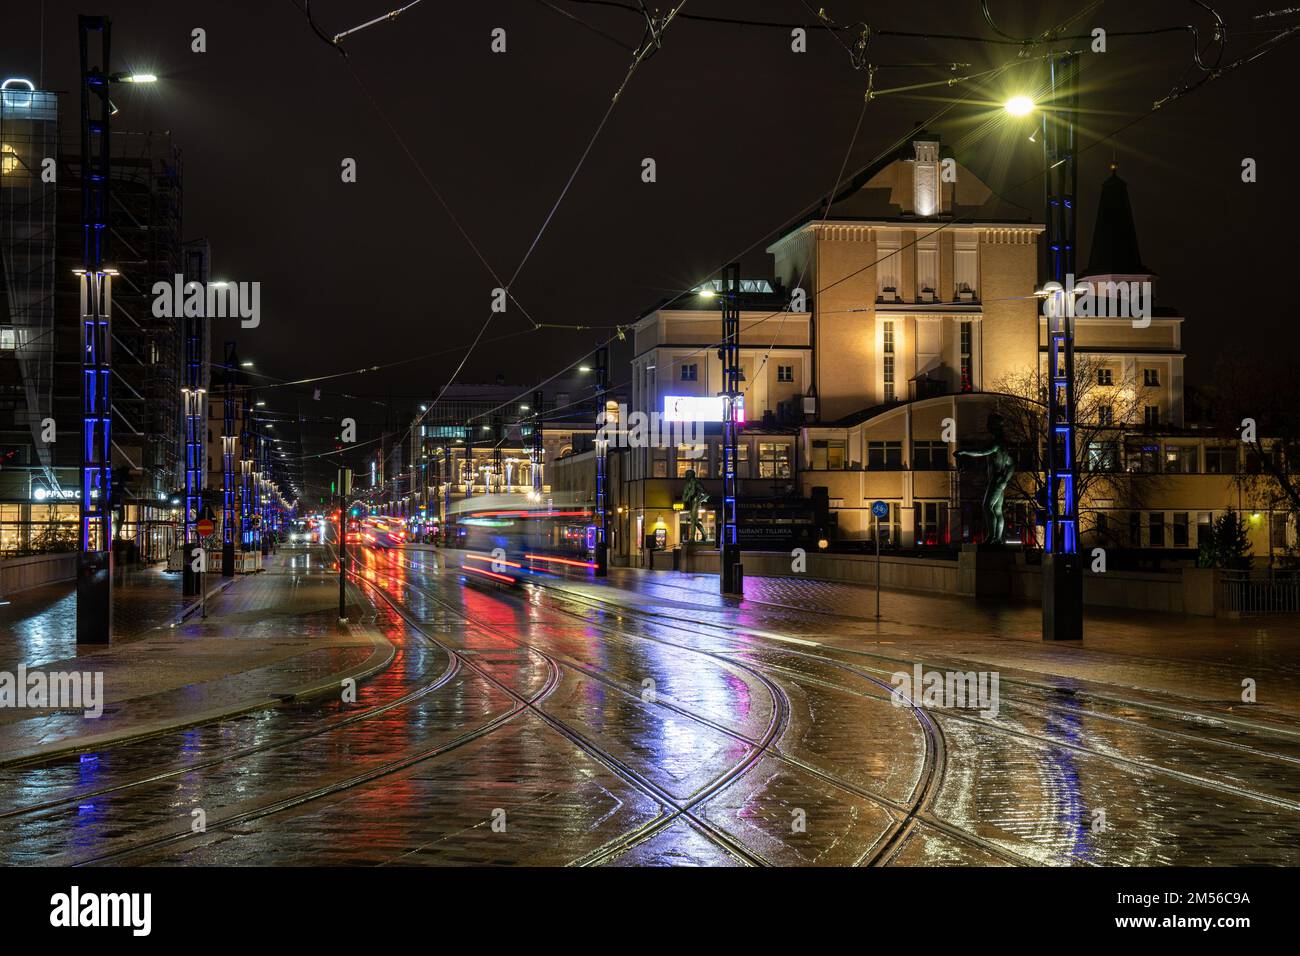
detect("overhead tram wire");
top-left (465, 4), bottom-right (1093, 429)
top-left (461, 30), bottom-right (1061, 430)
top-left (289, 0), bottom-right (693, 465)
top-left (484, 0), bottom-right (1276, 425)
top-left (295, 1), bottom-right (1267, 470)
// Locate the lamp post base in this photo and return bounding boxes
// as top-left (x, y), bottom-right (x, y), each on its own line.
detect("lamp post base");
top-left (1042, 552), bottom-right (1083, 641)
top-left (76, 550), bottom-right (113, 644)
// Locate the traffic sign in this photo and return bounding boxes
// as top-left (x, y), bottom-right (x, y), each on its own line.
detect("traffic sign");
top-left (871, 500), bottom-right (889, 519)
top-left (196, 518), bottom-right (216, 537)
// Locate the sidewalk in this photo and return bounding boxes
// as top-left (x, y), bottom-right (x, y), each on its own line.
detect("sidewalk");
top-left (0, 549), bottom-right (394, 765)
top-left (541, 567), bottom-right (1300, 722)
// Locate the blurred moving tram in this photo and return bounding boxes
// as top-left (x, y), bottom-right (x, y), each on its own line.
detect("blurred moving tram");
top-left (448, 493), bottom-right (597, 586)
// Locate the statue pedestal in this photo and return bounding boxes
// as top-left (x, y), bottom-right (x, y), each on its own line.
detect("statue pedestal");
top-left (958, 544), bottom-right (1017, 598)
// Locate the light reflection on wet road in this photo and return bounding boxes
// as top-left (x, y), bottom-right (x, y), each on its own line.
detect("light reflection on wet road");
top-left (2, 545), bottom-right (1299, 866)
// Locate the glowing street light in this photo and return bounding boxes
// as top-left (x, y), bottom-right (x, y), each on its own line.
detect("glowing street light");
top-left (1004, 95), bottom-right (1034, 117)
top-left (116, 73), bottom-right (157, 83)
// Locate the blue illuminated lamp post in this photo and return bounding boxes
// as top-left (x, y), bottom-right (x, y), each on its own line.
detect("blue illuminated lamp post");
top-left (1008, 54), bottom-right (1084, 641)
top-left (595, 347), bottom-right (609, 577)
top-left (719, 263), bottom-right (743, 596)
top-left (75, 15), bottom-right (116, 644)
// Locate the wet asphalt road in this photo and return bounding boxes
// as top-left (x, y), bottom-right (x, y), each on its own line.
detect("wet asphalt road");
top-left (2, 543), bottom-right (1299, 866)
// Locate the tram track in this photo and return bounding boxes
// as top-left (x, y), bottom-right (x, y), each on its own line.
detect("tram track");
top-left (515, 570), bottom-right (1300, 823)
top-left (387, 549), bottom-right (982, 867)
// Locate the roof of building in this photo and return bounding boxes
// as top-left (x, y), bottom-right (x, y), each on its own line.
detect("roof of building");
top-left (773, 128), bottom-right (1037, 237)
top-left (1082, 167), bottom-right (1153, 277)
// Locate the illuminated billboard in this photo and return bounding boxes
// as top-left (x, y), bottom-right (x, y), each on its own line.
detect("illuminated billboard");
top-left (661, 395), bottom-right (745, 423)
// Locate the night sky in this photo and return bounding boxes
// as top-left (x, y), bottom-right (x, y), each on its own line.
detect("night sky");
top-left (1, 0), bottom-right (1293, 499)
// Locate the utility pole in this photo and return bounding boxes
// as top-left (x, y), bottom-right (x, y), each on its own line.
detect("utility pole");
top-left (464, 425), bottom-right (474, 500)
top-left (1040, 52), bottom-right (1084, 642)
top-left (492, 416), bottom-right (504, 495)
top-left (531, 389), bottom-right (544, 502)
top-left (719, 263), bottom-right (743, 595)
top-left (442, 439), bottom-right (453, 546)
top-left (595, 348), bottom-right (609, 577)
top-left (75, 15), bottom-right (115, 644)
top-left (221, 344), bottom-right (237, 577)
top-left (337, 466), bottom-right (352, 623)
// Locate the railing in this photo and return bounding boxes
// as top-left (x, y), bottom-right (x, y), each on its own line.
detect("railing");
top-left (1220, 570), bottom-right (1300, 614)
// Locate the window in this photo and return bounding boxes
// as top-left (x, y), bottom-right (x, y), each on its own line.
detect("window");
top-left (1205, 445), bottom-right (1237, 474)
top-left (736, 441), bottom-right (750, 478)
top-left (867, 441), bottom-right (904, 470)
top-left (1197, 512), bottom-right (1212, 546)
top-left (1143, 368), bottom-right (1161, 387)
top-left (912, 440), bottom-right (949, 470)
top-left (0, 327), bottom-right (14, 351)
top-left (651, 449), bottom-right (668, 478)
top-left (1164, 445), bottom-right (1198, 474)
top-left (959, 321), bottom-right (973, 392)
top-left (680, 363), bottom-right (698, 382)
top-left (1097, 404), bottom-right (1114, 426)
top-left (758, 442), bottom-right (792, 479)
top-left (882, 321), bottom-right (895, 402)
top-left (679, 509), bottom-right (716, 546)
top-left (810, 439), bottom-right (846, 470)
top-left (1086, 441), bottom-right (1119, 472)
top-left (676, 444), bottom-right (708, 478)
top-left (1149, 512), bottom-right (1165, 548)
top-left (1129, 511), bottom-right (1142, 548)
top-left (1097, 368), bottom-right (1113, 386)
top-left (872, 501), bottom-right (902, 546)
top-left (914, 501), bottom-right (948, 546)
top-left (1144, 405), bottom-right (1160, 427)
top-left (777, 365), bottom-right (794, 383)
top-left (1271, 513), bottom-right (1289, 551)
top-left (1173, 512), bottom-right (1189, 548)
top-left (1128, 443), bottom-right (1160, 473)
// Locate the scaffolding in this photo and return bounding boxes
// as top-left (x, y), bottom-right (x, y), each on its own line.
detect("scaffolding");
top-left (0, 80), bottom-right (60, 496)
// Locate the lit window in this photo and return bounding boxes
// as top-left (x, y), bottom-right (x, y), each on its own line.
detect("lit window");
top-left (882, 321), bottom-right (895, 402)
top-left (0, 326), bottom-right (15, 350)
top-left (959, 321), bottom-right (973, 392)
top-left (0, 144), bottom-right (19, 176)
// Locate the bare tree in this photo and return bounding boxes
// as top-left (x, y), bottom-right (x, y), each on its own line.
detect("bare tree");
top-left (980, 355), bottom-right (1164, 546)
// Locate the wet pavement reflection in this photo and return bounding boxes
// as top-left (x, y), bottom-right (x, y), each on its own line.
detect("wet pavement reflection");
top-left (2, 545), bottom-right (1298, 866)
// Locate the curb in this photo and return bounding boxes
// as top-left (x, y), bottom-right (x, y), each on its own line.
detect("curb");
top-left (0, 622), bottom-right (397, 769)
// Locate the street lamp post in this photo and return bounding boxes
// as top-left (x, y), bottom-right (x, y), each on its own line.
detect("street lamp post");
top-left (337, 467), bottom-right (352, 623)
top-left (719, 263), bottom-right (743, 595)
top-left (1006, 53), bottom-right (1084, 641)
top-left (595, 347), bottom-right (610, 577)
top-left (222, 435), bottom-right (236, 576)
top-left (75, 15), bottom-right (116, 645)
